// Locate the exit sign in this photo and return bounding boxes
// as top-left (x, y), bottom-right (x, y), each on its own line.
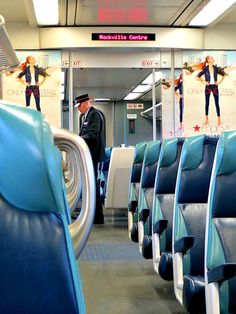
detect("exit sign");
top-left (127, 103), bottom-right (144, 109)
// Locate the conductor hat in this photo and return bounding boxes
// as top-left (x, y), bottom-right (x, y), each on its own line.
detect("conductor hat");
top-left (74, 94), bottom-right (90, 108)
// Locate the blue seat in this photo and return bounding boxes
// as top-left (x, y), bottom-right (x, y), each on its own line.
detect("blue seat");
top-left (152, 138), bottom-right (184, 280)
top-left (172, 135), bottom-right (218, 312)
top-left (97, 160), bottom-right (103, 186)
top-left (205, 130), bottom-right (236, 314)
top-left (0, 103), bottom-right (90, 313)
top-left (128, 141), bottom-right (147, 242)
top-left (137, 140), bottom-right (162, 258)
top-left (100, 146), bottom-right (112, 204)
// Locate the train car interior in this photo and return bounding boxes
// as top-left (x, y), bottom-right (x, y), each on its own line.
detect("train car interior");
top-left (1, 1), bottom-right (236, 313)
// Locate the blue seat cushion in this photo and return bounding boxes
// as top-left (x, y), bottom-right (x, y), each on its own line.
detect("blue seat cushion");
top-left (142, 235), bottom-right (152, 259)
top-left (0, 195), bottom-right (80, 314)
top-left (158, 252), bottom-right (173, 281)
top-left (183, 275), bottom-right (206, 313)
top-left (139, 208), bottom-right (150, 222)
top-left (128, 200), bottom-right (138, 213)
top-left (130, 223), bottom-right (138, 243)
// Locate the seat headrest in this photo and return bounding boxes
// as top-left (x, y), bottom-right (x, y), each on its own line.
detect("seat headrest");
top-left (155, 138), bottom-right (184, 194)
top-left (159, 138), bottom-right (184, 168)
top-left (141, 140), bottom-right (161, 188)
top-left (181, 135), bottom-right (205, 170)
top-left (210, 130), bottom-right (236, 218)
top-left (0, 103), bottom-right (65, 213)
top-left (181, 135), bottom-right (218, 171)
top-left (143, 140), bottom-right (161, 166)
top-left (134, 141), bottom-right (147, 164)
top-left (217, 130), bottom-right (236, 175)
top-left (177, 135), bottom-right (218, 203)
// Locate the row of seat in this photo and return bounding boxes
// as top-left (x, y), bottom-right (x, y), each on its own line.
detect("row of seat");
top-left (128, 132), bottom-right (236, 314)
top-left (97, 147), bottom-right (112, 204)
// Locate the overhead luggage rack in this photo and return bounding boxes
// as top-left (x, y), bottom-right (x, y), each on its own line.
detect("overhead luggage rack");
top-left (0, 15), bottom-right (19, 71)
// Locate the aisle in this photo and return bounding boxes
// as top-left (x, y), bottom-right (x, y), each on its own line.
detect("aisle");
top-left (78, 212), bottom-right (186, 314)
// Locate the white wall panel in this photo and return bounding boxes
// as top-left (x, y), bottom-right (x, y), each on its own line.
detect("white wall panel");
top-left (5, 22), bottom-right (236, 51)
top-left (62, 49), bottom-right (161, 68)
top-left (39, 27), bottom-right (204, 49)
top-left (6, 22), bottom-right (39, 49)
top-left (205, 24), bottom-right (236, 50)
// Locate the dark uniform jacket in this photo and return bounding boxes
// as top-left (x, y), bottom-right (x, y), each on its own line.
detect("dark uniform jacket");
top-left (79, 106), bottom-right (106, 163)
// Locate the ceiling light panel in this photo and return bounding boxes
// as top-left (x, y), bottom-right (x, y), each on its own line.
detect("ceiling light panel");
top-left (142, 71), bottom-right (162, 84)
top-left (132, 85), bottom-right (151, 93)
top-left (32, 0), bottom-right (59, 25)
top-left (189, 0), bottom-right (236, 26)
top-left (124, 93), bottom-right (142, 100)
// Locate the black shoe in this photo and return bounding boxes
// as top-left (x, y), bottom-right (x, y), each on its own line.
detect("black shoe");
top-left (93, 215), bottom-right (104, 224)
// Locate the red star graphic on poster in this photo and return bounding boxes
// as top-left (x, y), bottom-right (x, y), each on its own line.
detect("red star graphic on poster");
top-left (193, 124), bottom-right (201, 132)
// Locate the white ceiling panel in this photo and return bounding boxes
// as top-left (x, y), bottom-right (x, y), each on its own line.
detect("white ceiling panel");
top-left (217, 5), bottom-right (236, 24)
top-left (0, 0), bottom-right (235, 27)
top-left (67, 0), bottom-right (78, 26)
top-left (0, 0), bottom-right (28, 23)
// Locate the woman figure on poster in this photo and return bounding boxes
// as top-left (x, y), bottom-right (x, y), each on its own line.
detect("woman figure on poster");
top-left (17, 56), bottom-right (48, 112)
top-left (175, 73), bottom-right (184, 130)
top-left (194, 55), bottom-right (227, 126)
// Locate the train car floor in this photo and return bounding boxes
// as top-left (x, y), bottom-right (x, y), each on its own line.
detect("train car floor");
top-left (78, 209), bottom-right (186, 314)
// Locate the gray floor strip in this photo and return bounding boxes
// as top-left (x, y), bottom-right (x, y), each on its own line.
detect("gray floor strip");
top-left (80, 242), bottom-right (143, 261)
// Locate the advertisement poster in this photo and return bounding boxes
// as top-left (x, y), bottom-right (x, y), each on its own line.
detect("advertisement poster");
top-left (2, 50), bottom-right (61, 127)
top-left (183, 51), bottom-right (236, 137)
top-left (161, 69), bottom-right (183, 139)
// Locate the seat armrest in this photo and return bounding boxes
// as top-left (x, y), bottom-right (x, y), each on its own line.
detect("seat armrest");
top-left (139, 209), bottom-right (150, 223)
top-left (128, 200), bottom-right (138, 213)
top-left (153, 219), bottom-right (168, 236)
top-left (174, 236), bottom-right (194, 254)
top-left (208, 263), bottom-right (236, 284)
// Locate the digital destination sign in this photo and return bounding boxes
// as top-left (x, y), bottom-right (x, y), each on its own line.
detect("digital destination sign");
top-left (92, 33), bottom-right (156, 41)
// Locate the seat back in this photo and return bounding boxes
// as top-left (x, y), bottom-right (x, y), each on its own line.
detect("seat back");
top-left (152, 138), bottom-right (184, 278)
top-left (100, 146), bottom-right (113, 202)
top-left (138, 140), bottom-right (161, 255)
top-left (128, 141), bottom-right (147, 241)
top-left (97, 160), bottom-right (103, 186)
top-left (205, 130), bottom-right (236, 314)
top-left (173, 135), bottom-right (218, 307)
top-left (105, 146), bottom-right (135, 208)
top-left (0, 103), bottom-right (91, 313)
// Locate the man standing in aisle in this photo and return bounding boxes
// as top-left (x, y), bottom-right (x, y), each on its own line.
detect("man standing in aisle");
top-left (74, 94), bottom-right (106, 224)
